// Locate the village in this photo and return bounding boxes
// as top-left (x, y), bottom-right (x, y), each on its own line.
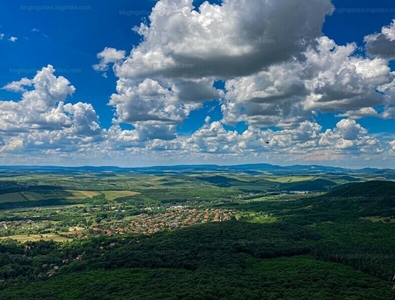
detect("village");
top-left (74, 207), bottom-right (236, 237)
top-left (0, 207), bottom-right (237, 240)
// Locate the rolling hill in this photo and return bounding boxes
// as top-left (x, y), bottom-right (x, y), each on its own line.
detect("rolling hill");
top-left (326, 180), bottom-right (395, 199)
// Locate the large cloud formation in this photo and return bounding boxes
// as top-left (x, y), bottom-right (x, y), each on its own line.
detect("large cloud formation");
top-left (116, 0), bottom-right (334, 79)
top-left (99, 0), bottom-right (336, 139)
top-left (1, 0), bottom-right (395, 166)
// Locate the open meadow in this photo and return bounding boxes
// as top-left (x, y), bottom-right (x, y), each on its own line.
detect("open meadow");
top-left (100, 190), bottom-right (141, 200)
top-left (0, 234), bottom-right (71, 242)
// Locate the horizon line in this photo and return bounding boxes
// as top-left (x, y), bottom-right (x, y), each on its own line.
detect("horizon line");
top-left (0, 163), bottom-right (392, 171)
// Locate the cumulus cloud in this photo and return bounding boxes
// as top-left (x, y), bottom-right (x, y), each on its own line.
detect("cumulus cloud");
top-left (365, 19), bottom-right (395, 60)
top-left (0, 137), bottom-right (24, 153)
top-left (63, 102), bottom-right (101, 136)
top-left (108, 77), bottom-right (203, 140)
top-left (8, 36), bottom-right (17, 42)
top-left (93, 47), bottom-right (126, 77)
top-left (0, 65), bottom-right (103, 154)
top-left (221, 36), bottom-right (394, 127)
top-left (85, 116), bottom-right (390, 166)
top-left (115, 0), bottom-right (333, 80)
top-left (318, 119), bottom-right (381, 156)
top-left (171, 78), bottom-right (224, 103)
top-left (160, 118), bottom-right (383, 163)
top-left (110, 78), bottom-right (183, 123)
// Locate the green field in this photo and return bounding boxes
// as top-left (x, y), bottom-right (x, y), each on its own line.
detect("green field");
top-left (0, 234), bottom-right (71, 242)
top-left (0, 192), bottom-right (28, 203)
top-left (262, 175), bottom-right (318, 183)
top-left (65, 190), bottom-right (100, 199)
top-left (20, 192), bottom-right (45, 201)
top-left (101, 190), bottom-right (141, 200)
top-left (360, 216), bottom-right (395, 223)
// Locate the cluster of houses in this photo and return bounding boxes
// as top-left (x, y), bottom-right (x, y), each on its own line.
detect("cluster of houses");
top-left (1, 207), bottom-right (236, 240)
top-left (126, 208), bottom-right (235, 235)
top-left (0, 219), bottom-right (50, 235)
top-left (89, 208), bottom-right (235, 236)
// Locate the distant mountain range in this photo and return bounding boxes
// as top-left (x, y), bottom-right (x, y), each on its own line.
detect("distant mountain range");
top-left (0, 163), bottom-right (393, 176)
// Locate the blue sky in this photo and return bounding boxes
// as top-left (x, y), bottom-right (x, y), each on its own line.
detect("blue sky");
top-left (1, 0), bottom-right (395, 167)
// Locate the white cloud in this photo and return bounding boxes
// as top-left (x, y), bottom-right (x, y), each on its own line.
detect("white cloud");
top-left (152, 118), bottom-right (384, 164)
top-left (335, 119), bottom-right (367, 140)
top-left (110, 78), bottom-right (186, 123)
top-left (0, 137), bottom-right (24, 153)
top-left (93, 47), bottom-right (126, 77)
top-left (8, 36), bottom-right (17, 42)
top-left (2, 78), bottom-right (33, 93)
top-left (381, 106), bottom-right (395, 119)
top-left (221, 36), bottom-right (394, 128)
top-left (108, 77), bottom-right (203, 139)
top-left (63, 102), bottom-right (101, 136)
top-left (318, 119), bottom-right (382, 156)
top-left (0, 65), bottom-right (103, 155)
top-left (335, 107), bottom-right (379, 119)
top-left (31, 28), bottom-right (49, 39)
top-left (0, 33), bottom-right (4, 40)
top-left (115, 0), bottom-right (333, 80)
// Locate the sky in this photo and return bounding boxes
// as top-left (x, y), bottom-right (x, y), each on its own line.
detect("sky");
top-left (1, 0), bottom-right (395, 168)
